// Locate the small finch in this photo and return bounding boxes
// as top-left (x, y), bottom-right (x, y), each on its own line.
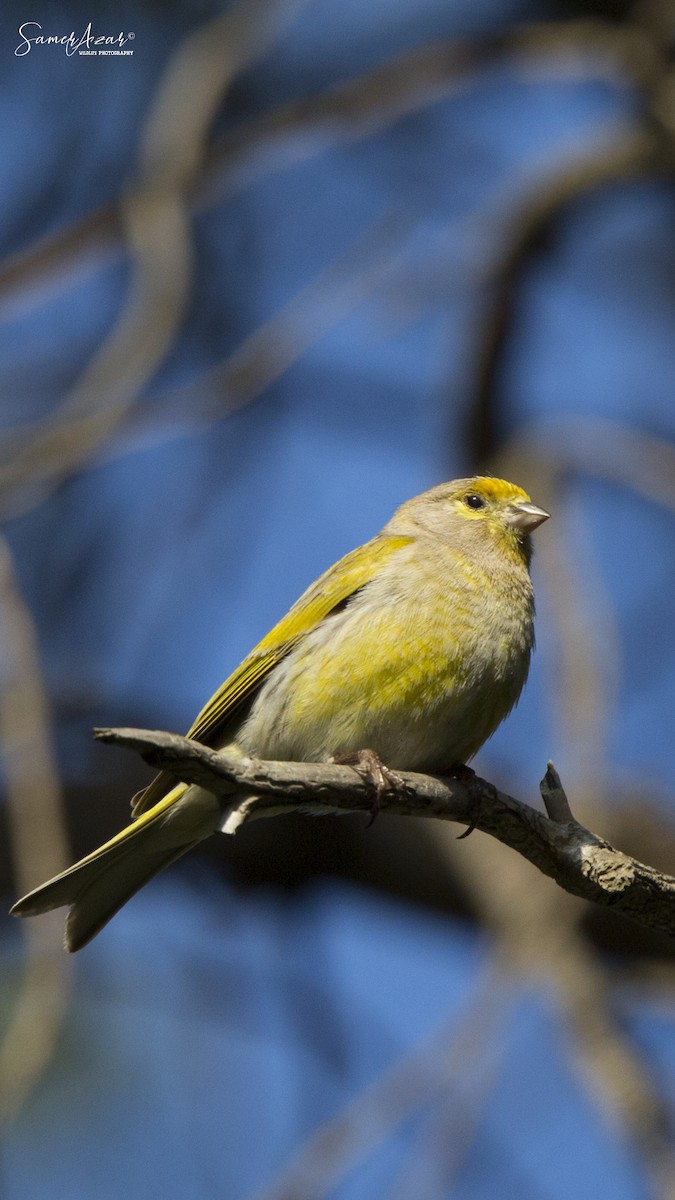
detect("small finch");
top-left (11, 476), bottom-right (549, 950)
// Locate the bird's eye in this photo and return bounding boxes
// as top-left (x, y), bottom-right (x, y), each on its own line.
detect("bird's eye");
top-left (464, 493), bottom-right (485, 510)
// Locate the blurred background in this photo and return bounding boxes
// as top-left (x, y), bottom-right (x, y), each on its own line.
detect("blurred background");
top-left (1, 0), bottom-right (675, 1196)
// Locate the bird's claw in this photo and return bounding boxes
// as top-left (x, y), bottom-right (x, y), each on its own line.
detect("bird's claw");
top-left (332, 748), bottom-right (407, 827)
top-left (443, 764), bottom-right (482, 839)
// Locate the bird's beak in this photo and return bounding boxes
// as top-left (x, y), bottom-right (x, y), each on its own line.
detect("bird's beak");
top-left (505, 501), bottom-right (550, 532)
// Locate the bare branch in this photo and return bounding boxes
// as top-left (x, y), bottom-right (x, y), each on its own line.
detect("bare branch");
top-left (94, 726), bottom-right (675, 939)
top-left (539, 759), bottom-right (576, 823)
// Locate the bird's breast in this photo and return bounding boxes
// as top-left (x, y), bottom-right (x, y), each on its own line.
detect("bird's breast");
top-left (236, 549), bottom-right (535, 771)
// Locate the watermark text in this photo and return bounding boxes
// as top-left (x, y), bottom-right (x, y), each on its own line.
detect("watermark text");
top-left (15, 22), bottom-right (135, 57)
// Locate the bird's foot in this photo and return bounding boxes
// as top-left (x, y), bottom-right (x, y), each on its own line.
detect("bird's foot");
top-left (331, 748), bottom-right (407, 827)
top-left (442, 763), bottom-right (483, 839)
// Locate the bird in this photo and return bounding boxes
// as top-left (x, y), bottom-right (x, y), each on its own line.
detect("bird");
top-left (10, 476), bottom-right (549, 951)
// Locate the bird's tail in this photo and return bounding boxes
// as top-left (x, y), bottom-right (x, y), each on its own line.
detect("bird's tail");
top-left (10, 782), bottom-right (221, 952)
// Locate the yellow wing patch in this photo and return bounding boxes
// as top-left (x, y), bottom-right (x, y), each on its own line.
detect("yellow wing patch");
top-left (131, 533), bottom-right (412, 815)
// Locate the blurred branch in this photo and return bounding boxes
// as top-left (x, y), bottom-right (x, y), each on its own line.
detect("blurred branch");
top-left (248, 952), bottom-right (517, 1200)
top-left (0, 536), bottom-right (71, 1124)
top-left (465, 125), bottom-right (670, 465)
top-left (0, 0), bottom-right (308, 520)
top-left (0, 0), bottom-right (309, 1123)
top-left (383, 955), bottom-right (516, 1200)
top-left (444, 424), bottom-right (675, 1197)
top-left (0, 18), bottom-right (660, 322)
top-left (501, 416), bottom-right (675, 514)
top-left (198, 17), bottom-right (660, 208)
top-left (460, 1), bottom-right (675, 467)
top-left (112, 212), bottom-right (415, 452)
top-left (0, 12), bottom-right (669, 497)
top-left (0, 209), bottom-right (417, 490)
top-left (496, 418), bottom-right (675, 814)
top-left (94, 727), bottom-right (675, 939)
top-left (429, 816), bottom-right (675, 1199)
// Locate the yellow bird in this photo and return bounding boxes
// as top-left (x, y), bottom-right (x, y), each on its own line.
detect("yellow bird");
top-left (11, 476), bottom-right (548, 950)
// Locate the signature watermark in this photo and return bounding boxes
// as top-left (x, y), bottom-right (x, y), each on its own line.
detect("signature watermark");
top-left (15, 22), bottom-right (135, 56)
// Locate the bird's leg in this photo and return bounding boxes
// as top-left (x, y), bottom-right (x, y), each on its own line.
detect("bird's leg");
top-left (331, 748), bottom-right (407, 827)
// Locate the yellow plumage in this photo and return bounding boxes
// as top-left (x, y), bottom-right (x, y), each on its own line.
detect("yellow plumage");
top-left (11, 476), bottom-right (549, 950)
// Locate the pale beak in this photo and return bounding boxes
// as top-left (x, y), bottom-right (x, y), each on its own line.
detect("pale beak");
top-left (506, 501), bottom-right (550, 532)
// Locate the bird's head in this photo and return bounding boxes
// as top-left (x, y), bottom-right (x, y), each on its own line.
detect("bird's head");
top-left (390, 476), bottom-right (549, 567)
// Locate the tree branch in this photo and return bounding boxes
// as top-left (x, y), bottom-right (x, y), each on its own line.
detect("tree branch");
top-left (94, 726), bottom-right (675, 938)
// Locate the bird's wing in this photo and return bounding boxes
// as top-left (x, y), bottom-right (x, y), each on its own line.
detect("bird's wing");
top-left (131, 533), bottom-right (412, 816)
